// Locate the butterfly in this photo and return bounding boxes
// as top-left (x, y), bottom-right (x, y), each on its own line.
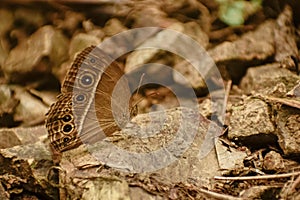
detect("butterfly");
top-left (45, 46), bottom-right (136, 152)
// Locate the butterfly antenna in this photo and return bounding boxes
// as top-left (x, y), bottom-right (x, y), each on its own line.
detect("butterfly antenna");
top-left (130, 92), bottom-right (160, 116)
top-left (132, 92), bottom-right (159, 106)
top-left (136, 73), bottom-right (145, 95)
top-left (129, 73), bottom-right (144, 116)
top-left (130, 74), bottom-right (161, 116)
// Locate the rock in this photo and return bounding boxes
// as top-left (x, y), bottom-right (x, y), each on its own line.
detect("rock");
top-left (14, 7), bottom-right (46, 28)
top-left (209, 21), bottom-right (275, 60)
top-left (173, 60), bottom-right (207, 94)
top-left (125, 22), bottom-right (209, 92)
top-left (102, 18), bottom-right (128, 37)
top-left (125, 21), bottom-right (208, 72)
top-left (0, 125), bottom-right (47, 149)
top-left (197, 89), bottom-right (229, 124)
top-left (82, 20), bottom-right (105, 39)
top-left (178, 21), bottom-right (209, 49)
top-left (81, 179), bottom-right (130, 200)
top-left (198, 98), bottom-right (212, 118)
top-left (3, 25), bottom-right (69, 83)
top-left (0, 85), bottom-right (49, 127)
top-left (68, 33), bottom-right (102, 58)
top-left (208, 7), bottom-right (298, 82)
top-left (240, 186), bottom-right (280, 199)
top-left (0, 85), bottom-right (19, 127)
top-left (131, 5), bottom-right (177, 28)
top-left (287, 81), bottom-right (300, 97)
top-left (263, 151), bottom-right (285, 171)
top-left (0, 141), bottom-right (57, 199)
top-left (58, 108), bottom-right (222, 199)
top-left (229, 98), bottom-right (277, 147)
top-left (215, 139), bottom-right (248, 174)
top-left (26, 89), bottom-right (58, 108)
top-left (240, 63), bottom-right (300, 96)
top-left (53, 10), bottom-right (85, 34)
top-left (274, 6), bottom-right (299, 71)
top-left (126, 48), bottom-right (165, 74)
top-left (13, 86), bottom-right (49, 126)
top-left (276, 106), bottom-right (300, 156)
top-left (208, 20), bottom-right (275, 82)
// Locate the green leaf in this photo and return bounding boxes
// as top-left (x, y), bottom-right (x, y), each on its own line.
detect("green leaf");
top-left (218, 0), bottom-right (263, 26)
top-left (219, 1), bottom-right (245, 26)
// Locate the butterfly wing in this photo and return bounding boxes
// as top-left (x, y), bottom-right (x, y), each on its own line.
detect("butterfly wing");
top-left (46, 46), bottom-right (134, 152)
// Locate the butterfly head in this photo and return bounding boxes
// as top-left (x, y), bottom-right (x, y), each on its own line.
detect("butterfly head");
top-left (45, 93), bottom-right (82, 152)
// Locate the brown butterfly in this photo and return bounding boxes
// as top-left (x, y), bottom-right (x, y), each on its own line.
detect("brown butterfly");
top-left (45, 46), bottom-right (136, 152)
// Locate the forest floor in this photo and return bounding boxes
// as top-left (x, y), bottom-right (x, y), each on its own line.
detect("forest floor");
top-left (0, 0), bottom-right (299, 199)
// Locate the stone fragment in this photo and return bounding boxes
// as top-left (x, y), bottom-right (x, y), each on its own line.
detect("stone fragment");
top-left (229, 98), bottom-right (276, 146)
top-left (287, 81), bottom-right (300, 97)
top-left (240, 186), bottom-right (280, 199)
top-left (0, 85), bottom-right (49, 126)
top-left (208, 20), bottom-right (275, 81)
top-left (240, 63), bottom-right (300, 96)
top-left (209, 20), bottom-right (275, 63)
top-left (53, 10), bottom-right (85, 34)
top-left (0, 125), bottom-right (47, 149)
top-left (102, 18), bottom-right (128, 37)
top-left (14, 7), bottom-right (46, 28)
top-left (3, 25), bottom-right (69, 83)
top-left (125, 21), bottom-right (209, 72)
top-left (215, 139), bottom-right (248, 173)
top-left (125, 22), bottom-right (209, 93)
top-left (173, 60), bottom-right (207, 94)
top-left (276, 106), bottom-right (300, 156)
top-left (69, 33), bottom-right (102, 59)
top-left (13, 86), bottom-right (49, 126)
top-left (82, 20), bottom-right (105, 39)
top-left (263, 151), bottom-right (285, 171)
top-left (274, 6), bottom-right (299, 71)
top-left (81, 179), bottom-right (130, 200)
top-left (131, 5), bottom-right (177, 28)
top-left (0, 141), bottom-right (57, 199)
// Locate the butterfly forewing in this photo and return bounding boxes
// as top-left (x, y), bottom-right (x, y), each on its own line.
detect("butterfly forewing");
top-left (61, 46), bottom-right (96, 94)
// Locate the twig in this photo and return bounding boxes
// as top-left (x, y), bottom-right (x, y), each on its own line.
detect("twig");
top-left (256, 94), bottom-right (300, 110)
top-left (215, 171), bottom-right (300, 181)
top-left (290, 173), bottom-right (300, 191)
top-left (199, 188), bottom-right (243, 200)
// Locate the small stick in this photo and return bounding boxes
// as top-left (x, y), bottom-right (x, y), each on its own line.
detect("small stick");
top-left (256, 94), bottom-right (300, 110)
top-left (198, 188), bottom-right (243, 200)
top-left (290, 173), bottom-right (300, 191)
top-left (214, 171), bottom-right (300, 181)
